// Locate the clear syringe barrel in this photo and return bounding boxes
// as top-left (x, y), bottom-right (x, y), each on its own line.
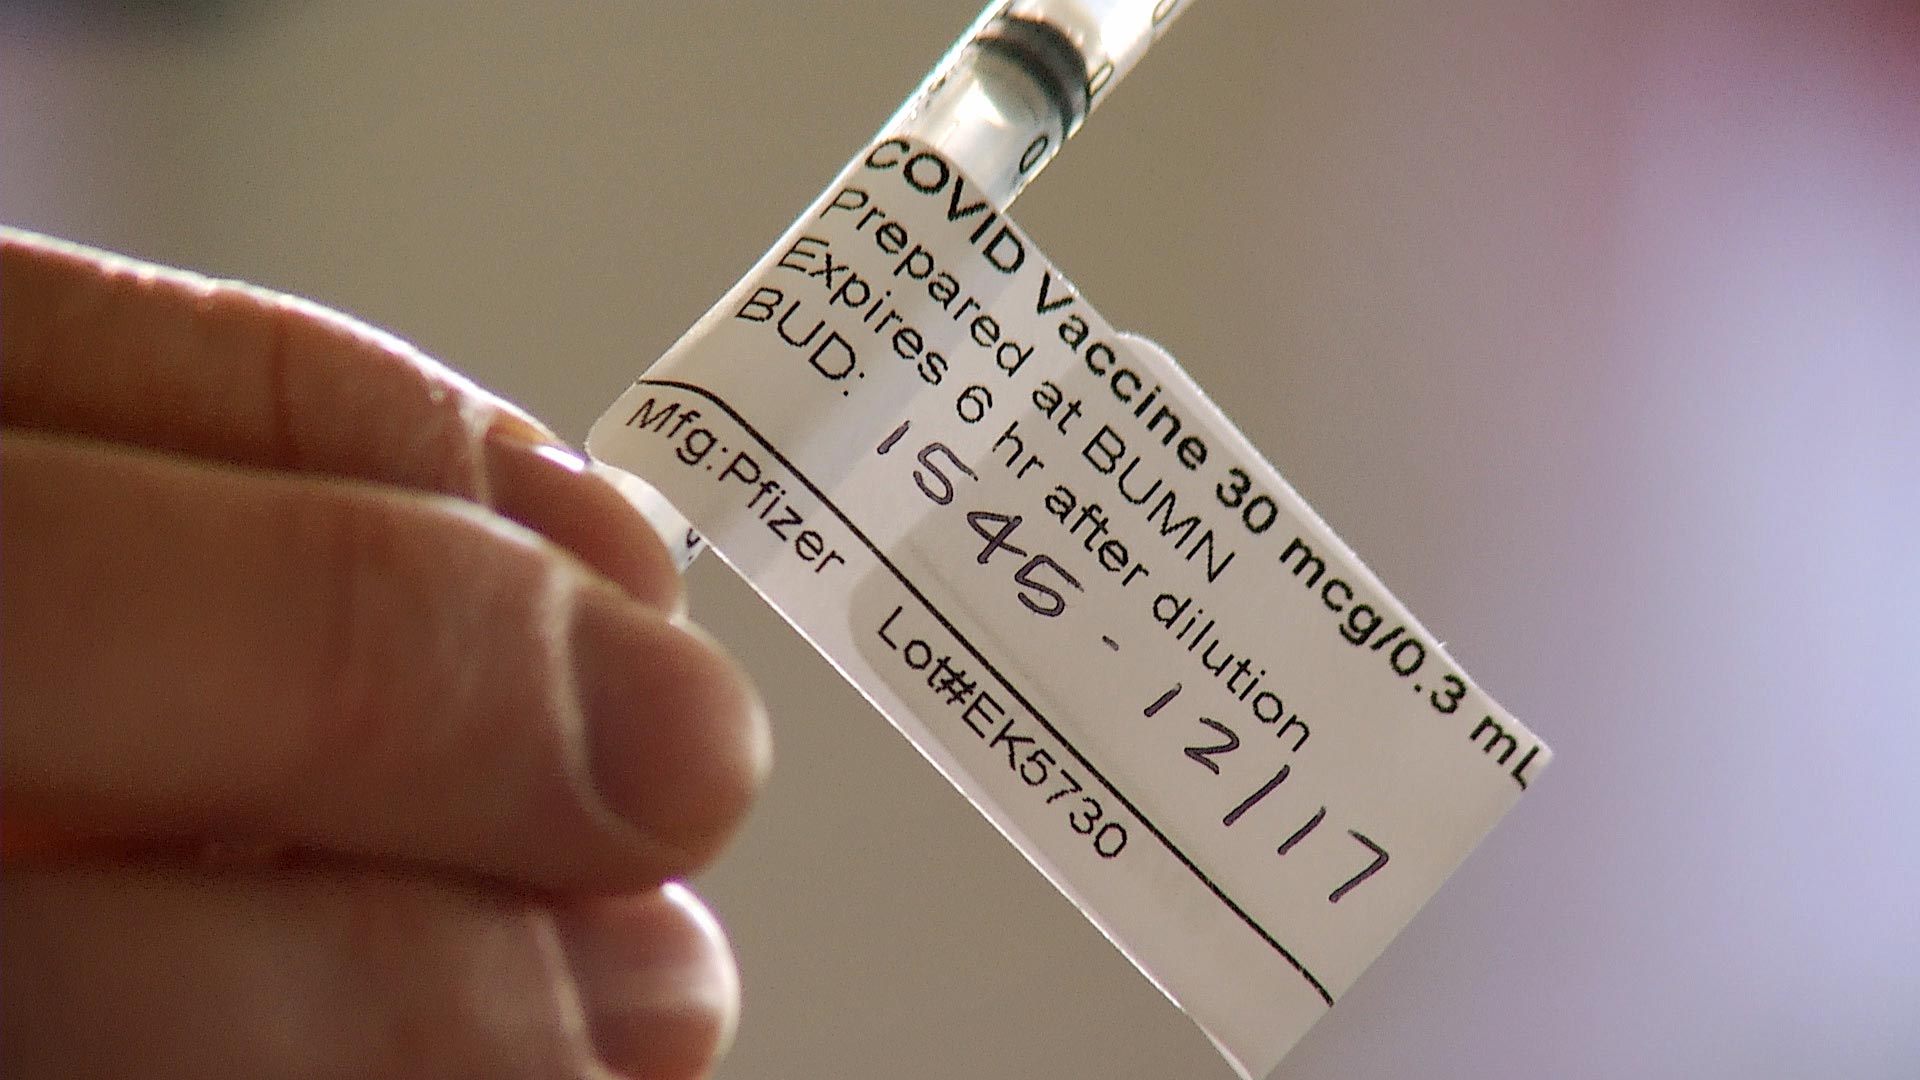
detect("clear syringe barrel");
top-left (886, 0), bottom-right (1190, 206)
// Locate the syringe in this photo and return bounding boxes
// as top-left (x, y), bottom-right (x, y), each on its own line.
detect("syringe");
top-left (587, 11), bottom-right (1551, 1076)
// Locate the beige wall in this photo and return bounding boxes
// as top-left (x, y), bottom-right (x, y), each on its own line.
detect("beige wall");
top-left (6, 3), bottom-right (1917, 1076)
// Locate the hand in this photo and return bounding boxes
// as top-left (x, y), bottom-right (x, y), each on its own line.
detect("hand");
top-left (0, 228), bottom-right (771, 1078)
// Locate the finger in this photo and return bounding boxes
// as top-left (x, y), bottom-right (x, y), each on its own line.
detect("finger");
top-left (1, 431), bottom-right (770, 890)
top-left (0, 820), bottom-right (153, 862)
top-left (0, 227), bottom-right (681, 613)
top-left (1, 866), bottom-right (739, 1080)
top-left (557, 884), bottom-right (741, 1080)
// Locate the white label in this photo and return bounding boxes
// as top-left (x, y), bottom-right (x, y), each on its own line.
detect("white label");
top-left (589, 138), bottom-right (1550, 1079)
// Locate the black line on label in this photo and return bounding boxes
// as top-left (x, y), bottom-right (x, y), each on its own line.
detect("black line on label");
top-left (875, 420), bottom-right (910, 455)
top-left (636, 378), bottom-right (1335, 1007)
top-left (1144, 683), bottom-right (1182, 718)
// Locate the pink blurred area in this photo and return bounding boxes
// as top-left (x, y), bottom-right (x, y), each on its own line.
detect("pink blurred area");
top-left (5, 3), bottom-right (1915, 1077)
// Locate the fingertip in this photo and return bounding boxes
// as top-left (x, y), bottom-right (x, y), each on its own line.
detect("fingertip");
top-left (483, 428), bottom-right (686, 617)
top-left (569, 591), bottom-right (771, 878)
top-left (659, 882), bottom-right (741, 1063)
top-left (661, 619), bottom-right (775, 794)
top-left (555, 885), bottom-right (741, 1079)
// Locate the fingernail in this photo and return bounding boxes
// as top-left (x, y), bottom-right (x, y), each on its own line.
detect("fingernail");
top-left (485, 430), bottom-right (685, 616)
top-left (488, 409), bottom-right (562, 447)
top-left (570, 589), bottom-right (771, 874)
top-left (556, 885), bottom-right (741, 1078)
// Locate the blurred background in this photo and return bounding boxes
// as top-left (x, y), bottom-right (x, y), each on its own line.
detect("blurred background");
top-left (4, 2), bottom-right (1917, 1077)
